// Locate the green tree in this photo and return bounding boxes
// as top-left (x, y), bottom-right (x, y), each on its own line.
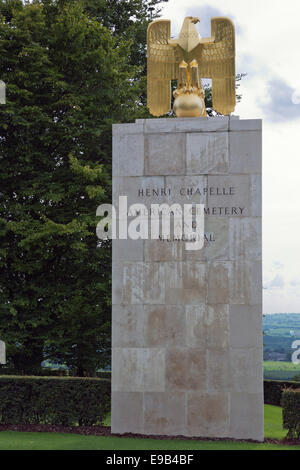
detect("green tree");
top-left (82, 0), bottom-right (167, 108)
top-left (0, 0), bottom-right (166, 375)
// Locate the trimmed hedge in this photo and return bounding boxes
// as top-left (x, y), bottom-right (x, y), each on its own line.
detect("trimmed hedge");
top-left (0, 368), bottom-right (69, 377)
top-left (282, 389), bottom-right (300, 439)
top-left (96, 371), bottom-right (111, 380)
top-left (0, 376), bottom-right (110, 426)
top-left (264, 380), bottom-right (300, 406)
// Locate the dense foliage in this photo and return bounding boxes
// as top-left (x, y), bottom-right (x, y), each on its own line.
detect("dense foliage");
top-left (0, 375), bottom-right (110, 425)
top-left (0, 0), bottom-right (166, 375)
top-left (282, 389), bottom-right (300, 439)
top-left (264, 379), bottom-right (300, 406)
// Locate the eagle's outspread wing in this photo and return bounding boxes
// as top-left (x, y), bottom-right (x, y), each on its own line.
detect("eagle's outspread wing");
top-left (147, 20), bottom-right (183, 116)
top-left (194, 17), bottom-right (236, 115)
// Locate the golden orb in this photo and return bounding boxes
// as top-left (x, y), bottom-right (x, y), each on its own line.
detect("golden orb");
top-left (173, 93), bottom-right (206, 118)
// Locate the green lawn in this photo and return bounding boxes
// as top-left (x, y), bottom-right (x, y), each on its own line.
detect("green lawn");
top-left (0, 405), bottom-right (298, 450)
top-left (264, 361), bottom-right (300, 371)
top-left (264, 404), bottom-right (285, 440)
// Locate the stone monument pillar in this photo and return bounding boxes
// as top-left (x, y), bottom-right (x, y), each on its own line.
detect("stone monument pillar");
top-left (111, 116), bottom-right (263, 441)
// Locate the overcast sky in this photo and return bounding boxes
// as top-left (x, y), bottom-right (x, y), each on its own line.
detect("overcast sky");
top-left (160, 0), bottom-right (300, 314)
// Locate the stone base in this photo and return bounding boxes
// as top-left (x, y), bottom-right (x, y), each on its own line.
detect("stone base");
top-left (112, 116), bottom-right (263, 442)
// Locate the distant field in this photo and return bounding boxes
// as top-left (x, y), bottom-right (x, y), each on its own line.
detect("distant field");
top-left (264, 361), bottom-right (300, 370)
top-left (264, 361), bottom-right (300, 380)
top-left (263, 314), bottom-right (300, 364)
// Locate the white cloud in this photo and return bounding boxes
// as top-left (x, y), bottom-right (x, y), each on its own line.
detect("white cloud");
top-left (161, 0), bottom-right (300, 114)
top-left (160, 0), bottom-right (300, 313)
top-left (268, 274), bottom-right (285, 290)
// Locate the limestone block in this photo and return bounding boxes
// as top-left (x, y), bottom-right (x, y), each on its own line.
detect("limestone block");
top-left (186, 304), bottom-right (229, 351)
top-left (164, 262), bottom-right (206, 305)
top-left (229, 119), bottom-right (262, 132)
top-left (135, 176), bottom-right (168, 207)
top-left (112, 262), bottom-right (124, 305)
top-left (185, 305), bottom-right (206, 349)
top-left (186, 132), bottom-right (229, 174)
top-left (144, 392), bottom-right (186, 435)
top-left (229, 392), bottom-right (264, 441)
top-left (145, 133), bottom-right (185, 176)
top-left (113, 133), bottom-right (144, 176)
top-left (113, 123), bottom-right (144, 135)
top-left (113, 176), bottom-right (141, 212)
top-left (182, 262), bottom-right (206, 292)
top-left (143, 348), bottom-right (166, 391)
top-left (250, 174), bottom-right (262, 217)
top-left (187, 392), bottom-right (229, 437)
top-left (205, 217), bottom-right (229, 261)
top-left (229, 218), bottom-right (262, 260)
top-left (123, 262), bottom-right (165, 305)
top-left (207, 261), bottom-right (230, 304)
top-left (113, 239), bottom-right (144, 262)
top-left (144, 117), bottom-right (229, 134)
top-left (185, 215), bottom-right (225, 263)
top-left (207, 175), bottom-right (251, 217)
top-left (205, 304), bottom-right (229, 350)
top-left (229, 305), bottom-right (262, 349)
top-left (165, 175), bottom-right (207, 205)
top-left (165, 348), bottom-right (206, 391)
top-left (113, 176), bottom-right (165, 212)
top-left (230, 348), bottom-right (263, 393)
top-left (229, 131), bottom-right (262, 174)
top-left (112, 348), bottom-right (143, 392)
top-left (112, 305), bottom-right (145, 348)
top-left (185, 210), bottom-right (208, 262)
top-left (207, 349), bottom-right (230, 391)
top-left (112, 348), bottom-right (165, 392)
top-left (111, 392), bottom-right (144, 434)
top-left (144, 305), bottom-right (186, 348)
top-left (229, 261), bottom-right (262, 305)
top-left (144, 239), bottom-right (185, 262)
top-left (184, 244), bottom-right (206, 262)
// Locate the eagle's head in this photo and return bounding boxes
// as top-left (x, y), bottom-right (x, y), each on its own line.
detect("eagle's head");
top-left (178, 17), bottom-right (201, 53)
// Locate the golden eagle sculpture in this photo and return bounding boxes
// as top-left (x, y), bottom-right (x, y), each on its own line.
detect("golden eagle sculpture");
top-left (147, 16), bottom-right (236, 117)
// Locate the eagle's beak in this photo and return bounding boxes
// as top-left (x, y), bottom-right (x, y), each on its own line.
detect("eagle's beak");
top-left (192, 17), bottom-right (200, 24)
